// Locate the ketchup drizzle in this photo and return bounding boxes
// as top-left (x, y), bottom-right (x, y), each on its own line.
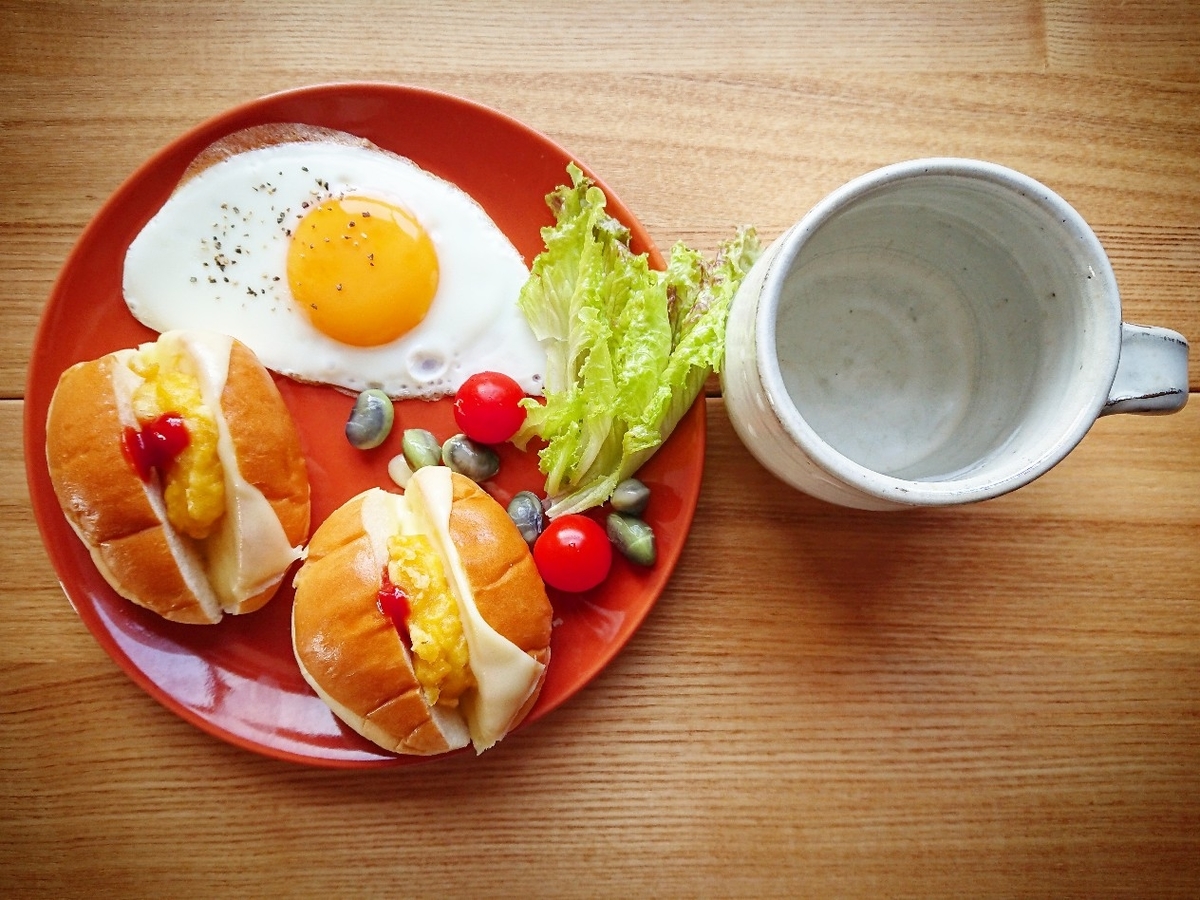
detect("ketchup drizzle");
top-left (121, 412), bottom-right (190, 481)
top-left (377, 568), bottom-right (410, 641)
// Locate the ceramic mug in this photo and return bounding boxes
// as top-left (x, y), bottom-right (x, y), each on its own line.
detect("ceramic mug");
top-left (722, 158), bottom-right (1189, 510)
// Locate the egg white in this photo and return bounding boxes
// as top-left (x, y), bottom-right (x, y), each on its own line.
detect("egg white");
top-left (123, 139), bottom-right (545, 399)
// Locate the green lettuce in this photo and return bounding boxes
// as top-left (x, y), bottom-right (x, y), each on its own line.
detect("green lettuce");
top-left (514, 163), bottom-right (761, 517)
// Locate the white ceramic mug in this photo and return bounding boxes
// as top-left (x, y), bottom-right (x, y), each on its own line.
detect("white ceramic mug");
top-left (722, 158), bottom-right (1189, 510)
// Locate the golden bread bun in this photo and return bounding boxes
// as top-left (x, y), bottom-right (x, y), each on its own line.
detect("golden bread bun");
top-left (292, 471), bottom-right (553, 755)
top-left (217, 340), bottom-right (311, 615)
top-left (290, 493), bottom-right (459, 756)
top-left (445, 474), bottom-right (552, 739)
top-left (45, 331), bottom-right (310, 624)
top-left (447, 473), bottom-right (553, 655)
top-left (47, 353), bottom-right (214, 622)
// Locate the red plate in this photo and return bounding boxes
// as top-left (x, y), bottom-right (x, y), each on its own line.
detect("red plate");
top-left (23, 83), bottom-right (705, 767)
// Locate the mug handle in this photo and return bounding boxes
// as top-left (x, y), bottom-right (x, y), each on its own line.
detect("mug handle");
top-left (1102, 323), bottom-right (1190, 415)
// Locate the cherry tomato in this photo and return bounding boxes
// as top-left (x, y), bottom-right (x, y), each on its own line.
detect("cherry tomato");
top-left (452, 371), bottom-right (527, 444)
top-left (533, 514), bottom-right (613, 593)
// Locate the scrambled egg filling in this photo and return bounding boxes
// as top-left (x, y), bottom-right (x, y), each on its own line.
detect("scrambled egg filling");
top-left (387, 533), bottom-right (474, 707)
top-left (129, 346), bottom-right (225, 540)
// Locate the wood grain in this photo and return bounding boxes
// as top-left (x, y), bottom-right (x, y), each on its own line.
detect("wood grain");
top-left (1, 2), bottom-right (1198, 897)
top-left (2, 2), bottom-right (1197, 395)
top-left (4, 396), bottom-right (1199, 897)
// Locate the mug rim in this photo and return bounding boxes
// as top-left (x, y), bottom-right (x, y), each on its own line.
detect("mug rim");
top-left (754, 157), bottom-right (1123, 506)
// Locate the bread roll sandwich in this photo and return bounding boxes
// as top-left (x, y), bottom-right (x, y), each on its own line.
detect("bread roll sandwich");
top-left (292, 468), bottom-right (553, 755)
top-left (45, 329), bottom-right (310, 624)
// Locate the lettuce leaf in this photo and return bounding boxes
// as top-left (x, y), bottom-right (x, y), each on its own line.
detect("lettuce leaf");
top-left (515, 163), bottom-right (761, 517)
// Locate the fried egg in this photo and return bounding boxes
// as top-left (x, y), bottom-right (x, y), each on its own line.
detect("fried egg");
top-left (123, 132), bottom-right (544, 399)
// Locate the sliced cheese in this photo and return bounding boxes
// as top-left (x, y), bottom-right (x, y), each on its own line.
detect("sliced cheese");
top-left (166, 330), bottom-right (304, 607)
top-left (406, 467), bottom-right (546, 753)
top-left (355, 478), bottom-right (544, 753)
top-left (109, 349), bottom-right (223, 623)
top-left (359, 487), bottom-right (471, 752)
top-left (361, 486), bottom-right (419, 567)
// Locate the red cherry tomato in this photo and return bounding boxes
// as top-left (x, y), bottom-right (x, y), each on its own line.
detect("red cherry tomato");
top-left (452, 371), bottom-right (527, 444)
top-left (533, 514), bottom-right (613, 593)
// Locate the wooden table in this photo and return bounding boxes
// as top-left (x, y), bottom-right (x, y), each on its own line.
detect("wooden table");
top-left (3, 3), bottom-right (1197, 896)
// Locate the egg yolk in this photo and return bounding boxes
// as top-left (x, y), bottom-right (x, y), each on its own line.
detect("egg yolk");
top-left (287, 196), bottom-right (439, 347)
top-left (387, 532), bottom-right (474, 708)
top-left (128, 347), bottom-right (225, 540)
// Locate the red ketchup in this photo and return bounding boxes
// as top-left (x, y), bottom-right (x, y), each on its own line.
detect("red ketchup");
top-left (121, 412), bottom-right (190, 481)
top-left (377, 568), bottom-right (410, 640)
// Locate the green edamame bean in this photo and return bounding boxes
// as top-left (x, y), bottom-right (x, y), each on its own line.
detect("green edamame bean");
top-left (442, 433), bottom-right (500, 482)
top-left (345, 390), bottom-right (394, 450)
top-left (402, 428), bottom-right (442, 470)
top-left (507, 491), bottom-right (546, 544)
top-left (606, 513), bottom-right (656, 567)
top-left (611, 478), bottom-right (651, 516)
